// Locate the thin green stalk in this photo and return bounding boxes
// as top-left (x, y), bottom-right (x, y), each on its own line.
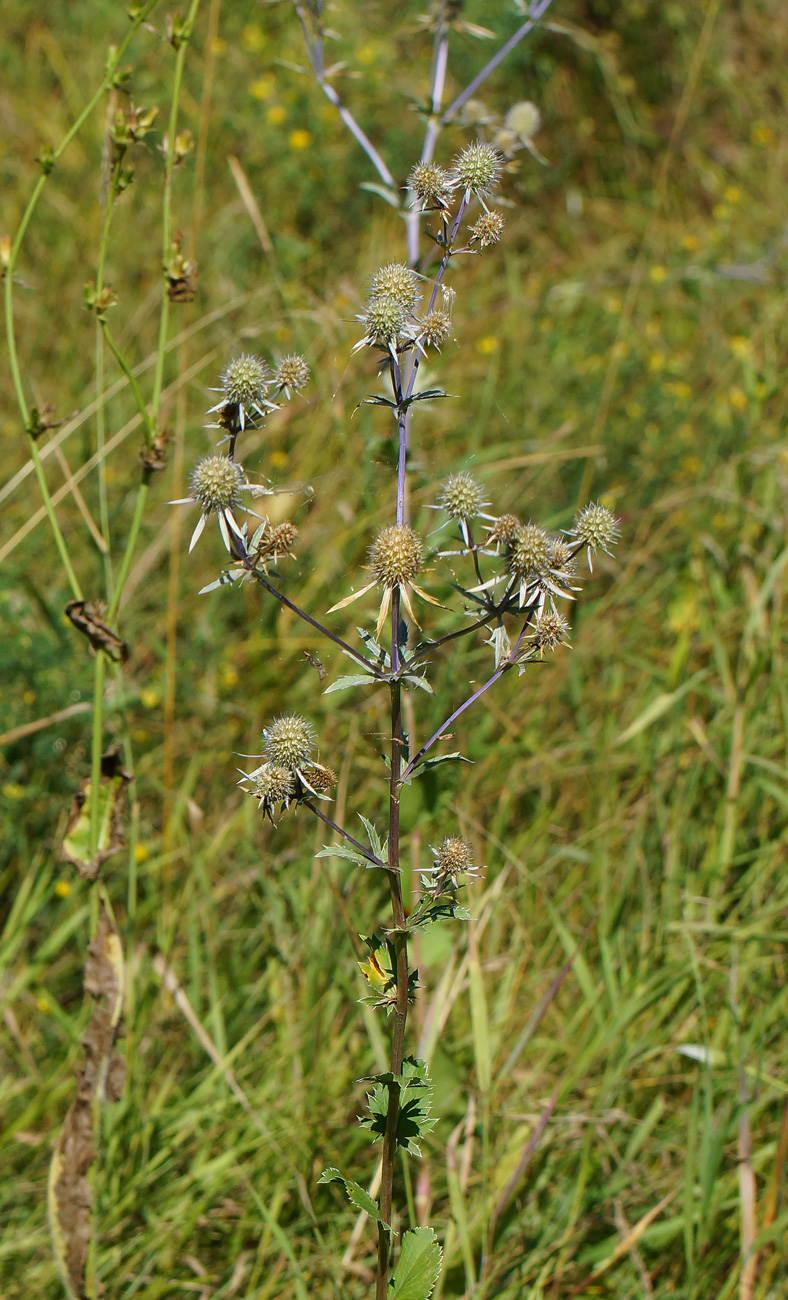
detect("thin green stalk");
top-left (96, 167), bottom-right (118, 581)
top-left (107, 478), bottom-right (150, 621)
top-left (89, 652), bottom-right (106, 857)
top-left (100, 321), bottom-right (155, 444)
top-left (26, 437), bottom-right (83, 600)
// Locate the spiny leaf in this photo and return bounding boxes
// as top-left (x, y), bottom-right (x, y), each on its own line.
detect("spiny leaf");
top-left (324, 673), bottom-right (380, 694)
top-left (389, 1227), bottom-right (443, 1300)
top-left (315, 845), bottom-right (366, 866)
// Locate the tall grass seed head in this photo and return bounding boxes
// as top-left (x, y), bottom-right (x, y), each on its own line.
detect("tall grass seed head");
top-left (370, 263), bottom-right (420, 313)
top-left (262, 714), bottom-right (315, 769)
top-left (570, 503), bottom-right (621, 568)
top-left (408, 161), bottom-right (454, 209)
top-left (438, 471), bottom-right (488, 521)
top-left (274, 354), bottom-right (310, 398)
top-left (369, 525), bottom-right (423, 587)
top-left (451, 142), bottom-right (503, 199)
top-left (469, 210), bottom-right (505, 248)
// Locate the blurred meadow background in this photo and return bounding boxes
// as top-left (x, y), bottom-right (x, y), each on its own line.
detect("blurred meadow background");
top-left (2, 0), bottom-right (788, 1295)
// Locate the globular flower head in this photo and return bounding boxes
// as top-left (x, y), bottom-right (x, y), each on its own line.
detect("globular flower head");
top-left (426, 835), bottom-right (484, 890)
top-left (274, 354), bottom-right (310, 398)
top-left (438, 472), bottom-right (488, 521)
top-left (507, 523), bottom-right (551, 580)
top-left (408, 161), bottom-right (454, 210)
top-left (450, 142), bottom-right (503, 199)
top-left (369, 525), bottom-right (423, 588)
top-left (189, 454), bottom-right (246, 513)
top-left (308, 763), bottom-right (337, 795)
top-left (469, 210), bottom-right (505, 248)
top-left (253, 764), bottom-right (295, 805)
top-left (485, 513), bottom-right (520, 549)
top-left (370, 263), bottom-right (420, 314)
top-left (570, 503), bottom-right (621, 564)
top-left (530, 609), bottom-right (571, 654)
top-left (418, 309), bottom-right (453, 350)
top-left (262, 714), bottom-right (315, 769)
top-left (221, 354), bottom-right (270, 406)
top-left (358, 294), bottom-right (408, 350)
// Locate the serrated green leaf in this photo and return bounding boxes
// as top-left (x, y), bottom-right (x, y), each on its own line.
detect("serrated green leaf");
top-left (411, 752), bottom-right (472, 776)
top-left (324, 674), bottom-right (379, 694)
top-left (359, 815), bottom-right (386, 862)
top-left (389, 1228), bottom-right (443, 1300)
top-left (318, 1168), bottom-right (385, 1224)
top-left (360, 1057), bottom-right (436, 1155)
top-left (198, 571), bottom-right (237, 594)
top-left (357, 626), bottom-right (390, 667)
top-left (315, 845), bottom-right (366, 865)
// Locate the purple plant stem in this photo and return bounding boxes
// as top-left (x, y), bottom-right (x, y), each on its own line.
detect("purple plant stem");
top-left (441, 0), bottom-right (555, 125)
top-left (400, 609), bottom-right (534, 783)
top-left (251, 571), bottom-right (381, 675)
top-left (303, 800), bottom-right (386, 868)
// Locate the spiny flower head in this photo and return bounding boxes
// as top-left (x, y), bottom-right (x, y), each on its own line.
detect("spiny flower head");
top-left (370, 263), bottom-right (420, 313)
top-left (507, 523), bottom-right (551, 579)
top-left (451, 142), bottom-right (503, 199)
top-left (189, 454), bottom-right (245, 512)
top-left (408, 161), bottom-right (454, 209)
top-left (438, 472), bottom-right (488, 521)
top-left (369, 525), bottom-right (423, 587)
top-left (308, 763), bottom-right (337, 795)
top-left (274, 354), bottom-right (310, 398)
top-left (262, 714), bottom-right (315, 769)
top-left (418, 309), bottom-right (452, 349)
top-left (485, 513), bottom-right (520, 548)
top-left (434, 836), bottom-right (474, 876)
top-left (469, 210), bottom-right (505, 248)
top-left (530, 609), bottom-right (571, 653)
top-left (253, 764), bottom-right (295, 804)
top-left (221, 354), bottom-right (270, 406)
top-left (547, 538), bottom-right (574, 570)
top-left (569, 503), bottom-right (621, 570)
top-left (358, 294), bottom-right (408, 350)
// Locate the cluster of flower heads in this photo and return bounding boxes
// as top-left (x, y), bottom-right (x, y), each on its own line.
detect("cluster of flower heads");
top-left (172, 352), bottom-right (309, 555)
top-left (355, 144), bottom-right (506, 359)
top-left (238, 713), bottom-right (336, 823)
top-left (433, 471), bottom-right (620, 665)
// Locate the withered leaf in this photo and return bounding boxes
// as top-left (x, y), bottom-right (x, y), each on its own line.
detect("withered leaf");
top-left (62, 749), bottom-right (131, 881)
top-left (65, 600), bottom-right (129, 663)
top-left (140, 426), bottom-right (170, 473)
top-left (49, 902), bottom-right (126, 1300)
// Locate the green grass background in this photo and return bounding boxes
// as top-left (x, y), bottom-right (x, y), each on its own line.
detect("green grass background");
top-left (2, 0), bottom-right (788, 1295)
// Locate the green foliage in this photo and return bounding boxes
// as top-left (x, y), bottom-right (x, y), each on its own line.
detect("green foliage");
top-left (390, 1228), bottom-right (442, 1300)
top-left (361, 1058), bottom-right (437, 1156)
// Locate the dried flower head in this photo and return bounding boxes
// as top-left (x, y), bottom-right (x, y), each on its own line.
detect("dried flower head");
top-left (308, 763), bottom-right (337, 794)
top-left (408, 161), bottom-right (454, 210)
top-left (237, 762), bottom-right (295, 822)
top-left (274, 354), bottom-right (310, 399)
top-left (356, 294), bottom-right (409, 351)
top-left (530, 609), bottom-right (571, 654)
top-left (369, 525), bottom-right (423, 587)
top-left (423, 835), bottom-right (484, 891)
top-left (171, 453), bottom-right (251, 552)
top-left (262, 714), bottom-right (315, 769)
top-left (484, 513), bottom-right (521, 550)
top-left (569, 503), bottom-right (621, 570)
top-left (451, 142), bottom-right (503, 200)
top-left (370, 263), bottom-right (420, 313)
top-left (328, 524), bottom-right (440, 637)
top-left (417, 309), bottom-right (453, 350)
top-left (469, 210), bottom-right (505, 248)
top-left (438, 472), bottom-right (488, 521)
top-left (207, 354), bottom-right (276, 431)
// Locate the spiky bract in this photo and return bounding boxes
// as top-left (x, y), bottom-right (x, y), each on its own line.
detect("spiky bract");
top-left (451, 143), bottom-right (503, 198)
top-left (369, 525), bottom-right (423, 588)
top-left (438, 472), bottom-right (487, 521)
top-left (370, 263), bottom-right (420, 313)
top-left (469, 210), bottom-right (505, 248)
top-left (189, 455), bottom-right (245, 512)
top-left (262, 714), bottom-right (315, 769)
